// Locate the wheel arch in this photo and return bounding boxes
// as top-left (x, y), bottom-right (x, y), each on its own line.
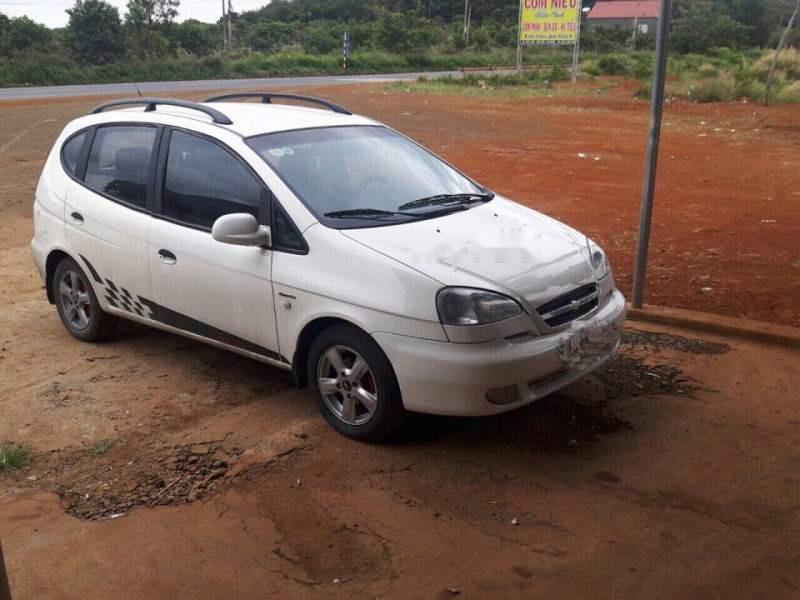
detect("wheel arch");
top-left (45, 249), bottom-right (74, 304)
top-left (292, 316), bottom-right (368, 388)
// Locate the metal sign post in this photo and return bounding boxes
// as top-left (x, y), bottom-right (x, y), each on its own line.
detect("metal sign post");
top-left (516, 0), bottom-right (524, 72)
top-left (631, 0), bottom-right (673, 308)
top-left (572, 1), bottom-right (584, 82)
top-left (0, 541), bottom-right (11, 600)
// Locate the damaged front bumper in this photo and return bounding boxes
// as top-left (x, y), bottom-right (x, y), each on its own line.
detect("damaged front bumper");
top-left (374, 289), bottom-right (627, 416)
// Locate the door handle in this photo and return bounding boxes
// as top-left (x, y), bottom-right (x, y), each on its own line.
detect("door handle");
top-left (158, 249), bottom-right (177, 265)
top-left (70, 211), bottom-right (84, 225)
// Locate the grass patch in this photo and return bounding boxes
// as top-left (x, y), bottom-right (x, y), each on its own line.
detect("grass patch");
top-left (91, 438), bottom-right (118, 456)
top-left (384, 70), bottom-right (599, 98)
top-left (689, 73), bottom-right (738, 102)
top-left (0, 441), bottom-right (32, 473)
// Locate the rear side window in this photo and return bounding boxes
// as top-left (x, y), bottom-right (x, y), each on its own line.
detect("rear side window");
top-left (84, 126), bottom-right (157, 209)
top-left (61, 132), bottom-right (87, 176)
top-left (162, 130), bottom-right (265, 229)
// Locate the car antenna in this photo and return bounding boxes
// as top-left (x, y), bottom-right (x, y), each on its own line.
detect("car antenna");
top-left (133, 83), bottom-right (143, 98)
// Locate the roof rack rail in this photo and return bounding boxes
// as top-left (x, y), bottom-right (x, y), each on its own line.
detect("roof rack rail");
top-left (90, 98), bottom-right (233, 125)
top-left (203, 93), bottom-right (352, 115)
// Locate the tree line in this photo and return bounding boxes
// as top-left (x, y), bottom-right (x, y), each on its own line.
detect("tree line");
top-left (0, 0), bottom-right (798, 67)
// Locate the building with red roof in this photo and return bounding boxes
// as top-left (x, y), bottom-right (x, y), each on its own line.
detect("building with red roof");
top-left (587, 0), bottom-right (660, 34)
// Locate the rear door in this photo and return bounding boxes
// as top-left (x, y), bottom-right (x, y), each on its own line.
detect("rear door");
top-left (147, 128), bottom-right (281, 361)
top-left (65, 124), bottom-right (159, 316)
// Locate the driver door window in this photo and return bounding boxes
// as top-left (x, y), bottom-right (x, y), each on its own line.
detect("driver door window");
top-left (162, 130), bottom-right (266, 228)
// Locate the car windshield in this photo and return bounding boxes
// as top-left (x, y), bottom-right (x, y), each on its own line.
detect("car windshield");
top-left (248, 125), bottom-right (490, 227)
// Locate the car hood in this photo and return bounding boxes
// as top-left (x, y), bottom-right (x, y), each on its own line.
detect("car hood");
top-left (341, 196), bottom-right (596, 309)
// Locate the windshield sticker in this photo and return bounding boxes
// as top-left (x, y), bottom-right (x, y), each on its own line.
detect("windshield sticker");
top-left (282, 147), bottom-right (295, 156)
top-left (268, 148), bottom-right (285, 157)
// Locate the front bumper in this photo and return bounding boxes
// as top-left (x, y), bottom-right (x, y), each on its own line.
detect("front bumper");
top-left (374, 288), bottom-right (626, 416)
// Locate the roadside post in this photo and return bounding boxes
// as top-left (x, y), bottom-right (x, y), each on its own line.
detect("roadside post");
top-left (517, 1), bottom-right (583, 77)
top-left (0, 541), bottom-right (11, 600)
top-left (342, 32), bottom-right (351, 70)
top-left (516, 0), bottom-right (524, 72)
top-left (632, 0), bottom-right (673, 308)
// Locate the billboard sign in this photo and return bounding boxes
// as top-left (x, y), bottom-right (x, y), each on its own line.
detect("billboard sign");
top-left (519, 0), bottom-right (582, 45)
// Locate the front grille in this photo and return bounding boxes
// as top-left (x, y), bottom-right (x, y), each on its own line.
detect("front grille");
top-left (535, 283), bottom-right (599, 328)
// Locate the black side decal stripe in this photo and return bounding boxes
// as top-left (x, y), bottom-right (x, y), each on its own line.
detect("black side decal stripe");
top-left (79, 254), bottom-right (289, 365)
top-left (80, 255), bottom-right (103, 284)
top-left (137, 296), bottom-right (289, 364)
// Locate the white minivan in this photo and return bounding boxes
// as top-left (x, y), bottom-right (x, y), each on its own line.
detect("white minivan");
top-left (31, 94), bottom-right (626, 440)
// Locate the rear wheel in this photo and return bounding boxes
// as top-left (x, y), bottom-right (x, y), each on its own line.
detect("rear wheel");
top-left (308, 324), bottom-right (407, 441)
top-left (53, 257), bottom-right (117, 342)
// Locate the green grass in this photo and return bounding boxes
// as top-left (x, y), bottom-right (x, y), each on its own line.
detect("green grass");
top-left (91, 438), bottom-right (118, 456)
top-left (385, 70), bottom-right (612, 99)
top-left (0, 49), bottom-right (524, 87)
top-left (0, 441), bottom-right (32, 473)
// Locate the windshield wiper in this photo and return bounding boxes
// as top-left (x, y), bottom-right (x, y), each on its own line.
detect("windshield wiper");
top-left (324, 208), bottom-right (408, 220)
top-left (398, 192), bottom-right (494, 212)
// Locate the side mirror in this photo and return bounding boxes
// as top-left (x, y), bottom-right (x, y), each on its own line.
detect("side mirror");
top-left (211, 213), bottom-right (271, 247)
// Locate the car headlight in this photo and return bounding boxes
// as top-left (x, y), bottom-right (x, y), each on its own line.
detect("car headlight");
top-left (588, 239), bottom-right (611, 280)
top-left (437, 287), bottom-right (522, 326)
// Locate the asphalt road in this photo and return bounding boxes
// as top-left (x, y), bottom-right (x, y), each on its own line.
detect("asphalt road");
top-left (0, 71), bottom-right (457, 101)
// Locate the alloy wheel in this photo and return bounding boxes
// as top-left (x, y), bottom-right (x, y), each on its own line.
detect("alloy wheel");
top-left (58, 269), bottom-right (91, 330)
top-left (316, 345), bottom-right (378, 426)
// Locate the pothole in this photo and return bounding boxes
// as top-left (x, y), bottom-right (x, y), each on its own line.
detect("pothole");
top-left (51, 438), bottom-right (241, 520)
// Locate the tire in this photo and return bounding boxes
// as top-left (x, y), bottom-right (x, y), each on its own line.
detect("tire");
top-left (53, 257), bottom-right (117, 342)
top-left (308, 323), bottom-right (407, 442)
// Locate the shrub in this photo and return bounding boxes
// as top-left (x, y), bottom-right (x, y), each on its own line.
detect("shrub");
top-left (547, 64), bottom-right (570, 82)
top-left (597, 54), bottom-right (631, 76)
top-left (752, 48), bottom-right (800, 81)
top-left (0, 441), bottom-right (31, 473)
top-left (697, 63), bottom-right (720, 79)
top-left (776, 81), bottom-right (800, 104)
top-left (689, 73), bottom-right (737, 102)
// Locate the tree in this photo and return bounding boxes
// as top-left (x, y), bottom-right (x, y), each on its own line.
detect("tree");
top-left (247, 20), bottom-right (294, 53)
top-left (172, 19), bottom-right (217, 55)
top-left (65, 0), bottom-right (125, 65)
top-left (671, 0), bottom-right (749, 53)
top-left (7, 16), bottom-right (53, 54)
top-left (126, 0), bottom-right (180, 57)
top-left (0, 13), bottom-right (10, 57)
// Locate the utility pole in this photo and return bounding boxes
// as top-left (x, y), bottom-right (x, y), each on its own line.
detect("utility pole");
top-left (227, 0), bottom-right (234, 50)
top-left (221, 0), bottom-right (227, 49)
top-left (632, 0), bottom-right (674, 308)
top-left (463, 0), bottom-right (471, 44)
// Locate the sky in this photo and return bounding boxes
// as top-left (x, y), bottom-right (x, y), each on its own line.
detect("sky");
top-left (0, 0), bottom-right (272, 28)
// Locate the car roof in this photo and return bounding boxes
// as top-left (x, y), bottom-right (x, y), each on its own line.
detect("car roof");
top-left (85, 101), bottom-right (378, 138)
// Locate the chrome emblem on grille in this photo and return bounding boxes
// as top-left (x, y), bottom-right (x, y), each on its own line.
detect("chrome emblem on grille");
top-left (570, 299), bottom-right (582, 311)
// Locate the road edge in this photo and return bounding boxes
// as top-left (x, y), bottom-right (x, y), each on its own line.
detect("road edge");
top-left (627, 304), bottom-right (800, 350)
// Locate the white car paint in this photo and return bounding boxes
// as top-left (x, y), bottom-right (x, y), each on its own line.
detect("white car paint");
top-left (31, 98), bottom-right (626, 423)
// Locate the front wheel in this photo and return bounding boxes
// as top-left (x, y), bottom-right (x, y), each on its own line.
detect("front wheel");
top-left (308, 324), bottom-right (407, 442)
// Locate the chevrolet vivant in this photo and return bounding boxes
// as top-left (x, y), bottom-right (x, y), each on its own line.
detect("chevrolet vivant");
top-left (31, 94), bottom-right (626, 441)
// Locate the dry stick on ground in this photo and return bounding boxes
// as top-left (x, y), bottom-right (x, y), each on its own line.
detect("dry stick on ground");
top-left (764, 0), bottom-right (800, 105)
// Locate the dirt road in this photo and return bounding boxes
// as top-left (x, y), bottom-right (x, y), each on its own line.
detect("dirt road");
top-left (1, 84), bottom-right (799, 599)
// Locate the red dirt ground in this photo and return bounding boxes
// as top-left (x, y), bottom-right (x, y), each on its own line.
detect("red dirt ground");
top-left (1, 81), bottom-right (799, 599)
